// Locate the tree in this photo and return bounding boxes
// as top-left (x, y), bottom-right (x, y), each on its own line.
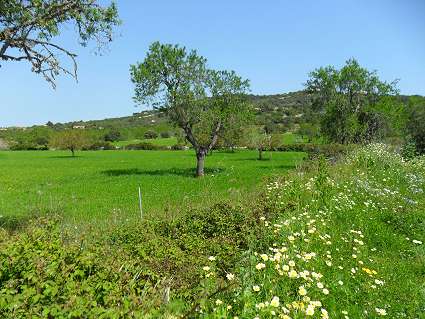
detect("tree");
top-left (245, 126), bottom-right (272, 160)
top-left (0, 0), bottom-right (120, 88)
top-left (305, 58), bottom-right (398, 144)
top-left (143, 130), bottom-right (158, 139)
top-left (104, 129), bottom-right (121, 142)
top-left (50, 129), bottom-right (88, 156)
top-left (130, 42), bottom-right (251, 177)
top-left (406, 96), bottom-right (425, 154)
top-left (220, 110), bottom-right (252, 152)
top-left (30, 126), bottom-right (51, 148)
top-left (298, 123), bottom-right (319, 143)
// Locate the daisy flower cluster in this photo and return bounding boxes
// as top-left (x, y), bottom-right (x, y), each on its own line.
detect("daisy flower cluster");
top-left (196, 144), bottom-right (424, 318)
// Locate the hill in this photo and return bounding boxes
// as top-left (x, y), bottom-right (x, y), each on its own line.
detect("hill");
top-left (44, 90), bottom-right (315, 132)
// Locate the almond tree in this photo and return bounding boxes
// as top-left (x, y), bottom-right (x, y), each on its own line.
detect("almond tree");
top-left (50, 129), bottom-right (88, 156)
top-left (130, 42), bottom-right (251, 177)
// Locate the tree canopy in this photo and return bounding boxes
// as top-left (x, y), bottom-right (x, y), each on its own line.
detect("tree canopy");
top-left (0, 0), bottom-right (120, 88)
top-left (406, 96), bottom-right (425, 154)
top-left (50, 129), bottom-right (88, 156)
top-left (130, 42), bottom-right (251, 177)
top-left (305, 58), bottom-right (399, 144)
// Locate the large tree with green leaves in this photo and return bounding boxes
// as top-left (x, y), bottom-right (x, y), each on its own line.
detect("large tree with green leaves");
top-left (0, 0), bottom-right (120, 88)
top-left (130, 42), bottom-right (251, 177)
top-left (305, 58), bottom-right (399, 144)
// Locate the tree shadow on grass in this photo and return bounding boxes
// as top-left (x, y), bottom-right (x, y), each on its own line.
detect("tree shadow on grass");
top-left (257, 164), bottom-right (297, 170)
top-left (232, 157), bottom-right (272, 162)
top-left (102, 167), bottom-right (225, 178)
top-left (50, 155), bottom-right (82, 159)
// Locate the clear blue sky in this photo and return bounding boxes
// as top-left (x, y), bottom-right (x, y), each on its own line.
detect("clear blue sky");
top-left (1, 0), bottom-right (424, 127)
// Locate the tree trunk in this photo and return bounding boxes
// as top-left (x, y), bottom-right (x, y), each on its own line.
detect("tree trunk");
top-left (196, 149), bottom-right (206, 177)
top-left (71, 147), bottom-right (75, 157)
top-left (258, 148), bottom-right (263, 160)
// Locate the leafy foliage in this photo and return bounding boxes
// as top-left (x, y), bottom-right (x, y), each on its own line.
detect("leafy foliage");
top-left (0, 0), bottom-right (120, 87)
top-left (144, 130), bottom-right (159, 139)
top-left (305, 59), bottom-right (399, 144)
top-left (49, 129), bottom-right (89, 155)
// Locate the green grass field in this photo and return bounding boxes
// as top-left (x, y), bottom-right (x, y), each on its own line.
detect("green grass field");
top-left (0, 150), bottom-right (305, 224)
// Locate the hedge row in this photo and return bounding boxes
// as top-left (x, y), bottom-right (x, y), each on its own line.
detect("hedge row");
top-left (273, 143), bottom-right (353, 158)
top-left (124, 143), bottom-right (188, 150)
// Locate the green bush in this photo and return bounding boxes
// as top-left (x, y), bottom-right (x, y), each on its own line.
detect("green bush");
top-left (0, 202), bottom-right (268, 317)
top-left (0, 218), bottom-right (159, 318)
top-left (9, 142), bottom-right (47, 151)
top-left (160, 131), bottom-right (173, 138)
top-left (144, 130), bottom-right (159, 139)
top-left (103, 130), bottom-right (122, 142)
top-left (171, 144), bottom-right (188, 150)
top-left (275, 143), bottom-right (351, 159)
top-left (125, 142), bottom-right (165, 150)
top-left (83, 141), bottom-right (116, 150)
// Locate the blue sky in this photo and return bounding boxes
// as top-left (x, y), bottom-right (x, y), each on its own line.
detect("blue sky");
top-left (1, 0), bottom-right (424, 127)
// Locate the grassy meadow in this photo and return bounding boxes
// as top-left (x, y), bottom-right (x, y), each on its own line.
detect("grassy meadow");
top-left (0, 144), bottom-right (423, 318)
top-left (0, 149), bottom-right (305, 224)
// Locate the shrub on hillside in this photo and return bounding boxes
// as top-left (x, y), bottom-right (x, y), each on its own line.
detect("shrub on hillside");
top-left (103, 130), bottom-right (121, 142)
top-left (83, 141), bottom-right (115, 150)
top-left (144, 130), bottom-right (158, 139)
top-left (160, 131), bottom-right (173, 138)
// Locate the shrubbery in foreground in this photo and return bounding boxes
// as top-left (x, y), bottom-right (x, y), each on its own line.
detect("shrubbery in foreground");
top-left (0, 144), bottom-right (424, 318)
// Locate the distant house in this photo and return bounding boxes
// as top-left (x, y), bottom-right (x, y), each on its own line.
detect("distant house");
top-left (72, 125), bottom-right (86, 129)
